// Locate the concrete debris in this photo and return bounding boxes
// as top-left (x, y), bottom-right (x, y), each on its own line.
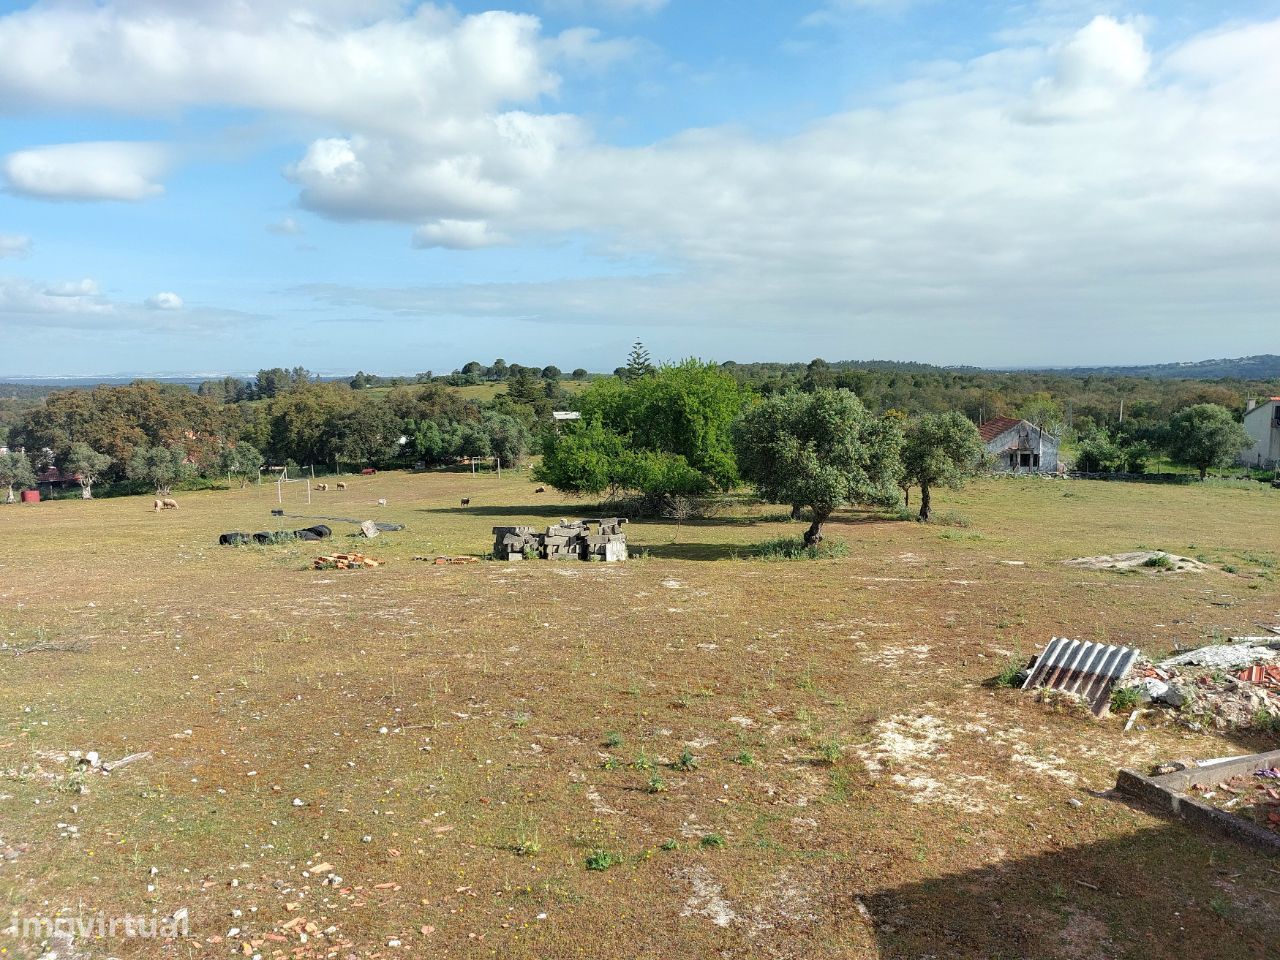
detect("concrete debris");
top-left (1158, 642), bottom-right (1280, 672)
top-left (359, 520), bottom-right (380, 539)
top-left (492, 518), bottom-right (628, 562)
top-left (1122, 645), bottom-right (1280, 732)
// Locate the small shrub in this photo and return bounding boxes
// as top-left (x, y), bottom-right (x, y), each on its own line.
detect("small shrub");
top-left (631, 752), bottom-right (655, 771)
top-left (732, 751), bottom-right (755, 767)
top-left (513, 831), bottom-right (542, 857)
top-left (1110, 685), bottom-right (1142, 713)
top-left (600, 756), bottom-right (621, 771)
top-left (646, 775), bottom-right (667, 794)
top-left (1142, 553), bottom-right (1175, 570)
top-left (993, 654), bottom-right (1026, 689)
top-left (660, 839), bottom-right (679, 851)
top-left (1250, 709), bottom-right (1280, 734)
top-left (585, 849), bottom-right (622, 871)
top-left (814, 739), bottom-right (842, 765)
top-left (747, 536), bottom-right (849, 561)
top-left (604, 731), bottom-right (623, 749)
top-left (935, 510), bottom-right (971, 528)
top-left (699, 833), bottom-right (727, 850)
top-left (672, 748), bottom-right (698, 772)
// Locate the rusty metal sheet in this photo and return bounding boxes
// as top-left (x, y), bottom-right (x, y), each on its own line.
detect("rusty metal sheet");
top-left (1022, 637), bottom-right (1140, 716)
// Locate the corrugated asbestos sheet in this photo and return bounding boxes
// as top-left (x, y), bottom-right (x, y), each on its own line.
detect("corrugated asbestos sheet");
top-left (1022, 638), bottom-right (1140, 716)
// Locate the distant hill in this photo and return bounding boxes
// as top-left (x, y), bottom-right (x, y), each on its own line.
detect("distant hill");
top-left (1023, 355), bottom-right (1280, 381)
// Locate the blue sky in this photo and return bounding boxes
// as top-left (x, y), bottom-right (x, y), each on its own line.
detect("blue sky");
top-left (1, 0), bottom-right (1278, 376)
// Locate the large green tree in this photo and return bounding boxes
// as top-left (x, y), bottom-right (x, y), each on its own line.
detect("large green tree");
top-left (64, 443), bottom-right (113, 499)
top-left (533, 418), bottom-right (704, 500)
top-left (532, 419), bottom-right (625, 496)
top-left (733, 389), bottom-right (904, 546)
top-left (577, 359), bottom-right (746, 491)
top-left (900, 412), bottom-right (986, 521)
top-left (0, 450), bottom-right (35, 503)
top-left (126, 445), bottom-right (194, 496)
top-left (219, 442), bottom-right (264, 488)
top-left (482, 411), bottom-right (532, 469)
top-left (1165, 403), bottom-right (1252, 480)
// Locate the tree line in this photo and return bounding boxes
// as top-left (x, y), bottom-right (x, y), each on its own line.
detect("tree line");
top-left (532, 360), bottom-right (1258, 544)
top-left (0, 349), bottom-right (1266, 503)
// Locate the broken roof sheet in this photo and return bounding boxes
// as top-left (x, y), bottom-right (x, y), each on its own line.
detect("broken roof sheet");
top-left (1022, 637), bottom-right (1140, 716)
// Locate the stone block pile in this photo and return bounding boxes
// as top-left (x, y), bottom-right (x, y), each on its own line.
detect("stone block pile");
top-left (492, 518), bottom-right (628, 562)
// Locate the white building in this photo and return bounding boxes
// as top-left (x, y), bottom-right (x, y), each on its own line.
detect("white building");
top-left (979, 416), bottom-right (1060, 474)
top-left (1240, 398), bottom-right (1280, 468)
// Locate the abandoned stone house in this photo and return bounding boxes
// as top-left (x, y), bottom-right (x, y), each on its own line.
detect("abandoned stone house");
top-left (979, 416), bottom-right (1060, 473)
top-left (1240, 398), bottom-right (1280, 468)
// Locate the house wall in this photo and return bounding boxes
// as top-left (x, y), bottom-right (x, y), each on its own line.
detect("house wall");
top-left (1240, 401), bottom-right (1280, 467)
top-left (984, 422), bottom-right (1060, 474)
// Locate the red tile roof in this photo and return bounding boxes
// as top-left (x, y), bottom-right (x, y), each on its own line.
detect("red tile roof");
top-left (978, 416), bottom-right (1023, 444)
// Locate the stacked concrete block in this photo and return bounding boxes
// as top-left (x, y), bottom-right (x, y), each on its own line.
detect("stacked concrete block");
top-left (584, 517), bottom-right (628, 562)
top-left (490, 518), bottom-right (628, 562)
top-left (544, 522), bottom-right (587, 561)
top-left (492, 526), bottom-right (543, 561)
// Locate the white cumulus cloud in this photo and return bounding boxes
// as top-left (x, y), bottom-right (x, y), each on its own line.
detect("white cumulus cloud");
top-left (412, 219), bottom-right (509, 250)
top-left (0, 277), bottom-right (113, 319)
top-left (145, 292), bottom-right (184, 310)
top-left (2, 142), bottom-right (169, 201)
top-left (1025, 16), bottom-right (1151, 120)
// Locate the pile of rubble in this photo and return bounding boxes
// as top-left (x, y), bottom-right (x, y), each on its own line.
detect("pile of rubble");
top-left (1119, 636), bottom-right (1280, 732)
top-left (492, 518), bottom-right (628, 562)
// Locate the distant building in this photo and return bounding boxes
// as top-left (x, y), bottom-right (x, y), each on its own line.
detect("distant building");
top-left (552, 411), bottom-right (581, 422)
top-left (979, 416), bottom-right (1060, 473)
top-left (1240, 398), bottom-right (1280, 468)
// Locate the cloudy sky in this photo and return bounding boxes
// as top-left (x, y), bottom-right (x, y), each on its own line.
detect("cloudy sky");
top-left (1, 0), bottom-right (1278, 376)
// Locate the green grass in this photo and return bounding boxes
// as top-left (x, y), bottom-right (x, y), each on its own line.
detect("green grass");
top-left (2, 471), bottom-right (1278, 959)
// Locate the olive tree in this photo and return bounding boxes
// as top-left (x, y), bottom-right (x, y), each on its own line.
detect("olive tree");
top-left (900, 412), bottom-right (986, 521)
top-left (64, 443), bottom-right (113, 499)
top-left (1165, 403), bottom-right (1252, 480)
top-left (127, 445), bottom-right (193, 496)
top-left (0, 450), bottom-right (35, 503)
top-left (733, 389), bottom-right (904, 547)
top-left (219, 442), bottom-right (264, 488)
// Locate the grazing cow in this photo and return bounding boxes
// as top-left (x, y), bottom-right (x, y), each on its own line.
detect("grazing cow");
top-left (316, 483), bottom-right (328, 491)
top-left (336, 482), bottom-right (347, 490)
top-left (461, 498), bottom-right (471, 507)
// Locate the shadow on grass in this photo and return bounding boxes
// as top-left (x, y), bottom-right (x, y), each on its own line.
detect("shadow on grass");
top-left (635, 542), bottom-right (742, 561)
top-left (427, 503), bottom-right (579, 519)
top-left (860, 824), bottom-right (1274, 959)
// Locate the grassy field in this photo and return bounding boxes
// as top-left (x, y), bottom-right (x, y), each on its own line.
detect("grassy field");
top-left (1, 472), bottom-right (1278, 958)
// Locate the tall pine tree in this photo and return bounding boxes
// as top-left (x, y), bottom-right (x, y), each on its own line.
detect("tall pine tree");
top-left (623, 341), bottom-right (655, 381)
